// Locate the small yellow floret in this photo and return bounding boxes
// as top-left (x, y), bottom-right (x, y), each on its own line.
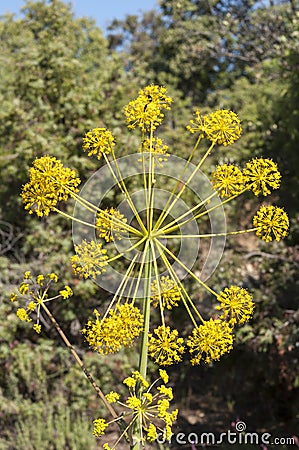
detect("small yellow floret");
top-left (59, 285), bottom-right (73, 299)
top-left (106, 391), bottom-right (120, 403)
top-left (16, 308), bottom-right (31, 322)
top-left (93, 418), bottom-right (108, 437)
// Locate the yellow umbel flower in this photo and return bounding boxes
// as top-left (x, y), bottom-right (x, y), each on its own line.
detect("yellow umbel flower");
top-left (21, 156), bottom-right (80, 216)
top-left (243, 158), bottom-right (281, 196)
top-left (106, 391), bottom-right (120, 403)
top-left (83, 127), bottom-right (115, 159)
top-left (82, 304), bottom-right (144, 354)
top-left (216, 286), bottom-right (254, 325)
top-left (146, 423), bottom-right (158, 442)
top-left (187, 109), bottom-right (242, 146)
top-left (187, 318), bottom-right (233, 364)
top-left (253, 205), bottom-right (289, 242)
top-left (16, 308), bottom-right (31, 322)
top-left (211, 163), bottom-right (244, 198)
top-left (151, 276), bottom-right (181, 310)
top-left (33, 324), bottom-right (42, 334)
top-left (71, 240), bottom-right (108, 279)
top-left (124, 84), bottom-right (172, 131)
top-left (96, 208), bottom-right (127, 242)
top-left (106, 370), bottom-right (178, 445)
top-left (12, 272), bottom-right (73, 333)
top-left (139, 137), bottom-right (169, 166)
top-left (93, 418), bottom-right (108, 437)
top-left (126, 395), bottom-right (142, 410)
top-left (148, 326), bottom-right (185, 365)
top-left (59, 285), bottom-right (73, 299)
top-left (159, 369), bottom-right (169, 384)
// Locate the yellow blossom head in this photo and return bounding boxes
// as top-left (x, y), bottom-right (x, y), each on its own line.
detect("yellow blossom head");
top-left (148, 326), bottom-right (185, 365)
top-left (139, 137), bottom-right (169, 166)
top-left (216, 286), bottom-right (254, 325)
top-left (124, 84), bottom-right (172, 132)
top-left (96, 208), bottom-right (127, 242)
top-left (211, 163), bottom-right (245, 198)
top-left (187, 319), bottom-right (233, 364)
top-left (83, 127), bottom-right (115, 159)
top-left (253, 205), bottom-right (289, 242)
top-left (243, 157), bottom-right (281, 196)
top-left (93, 418), bottom-right (108, 437)
top-left (21, 156), bottom-right (80, 216)
top-left (151, 276), bottom-right (181, 310)
top-left (187, 109), bottom-right (242, 146)
top-left (71, 239), bottom-right (108, 279)
top-left (82, 304), bottom-right (143, 354)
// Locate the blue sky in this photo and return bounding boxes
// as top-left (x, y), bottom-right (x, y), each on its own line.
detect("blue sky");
top-left (0, 0), bottom-right (159, 31)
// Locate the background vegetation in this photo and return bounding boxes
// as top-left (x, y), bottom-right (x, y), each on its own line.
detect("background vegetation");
top-left (0, 0), bottom-right (298, 448)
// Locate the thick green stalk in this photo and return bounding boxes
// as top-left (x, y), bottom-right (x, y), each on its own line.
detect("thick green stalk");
top-left (130, 248), bottom-right (152, 450)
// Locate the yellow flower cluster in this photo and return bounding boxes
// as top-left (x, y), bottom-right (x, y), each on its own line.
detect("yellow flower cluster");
top-left (150, 276), bottom-right (181, 310)
top-left (93, 418), bottom-right (108, 437)
top-left (139, 137), bottom-right (169, 166)
top-left (187, 109), bottom-right (242, 146)
top-left (94, 370), bottom-right (178, 445)
top-left (83, 127), bottom-right (115, 159)
top-left (21, 156), bottom-right (80, 216)
top-left (243, 158), bottom-right (281, 196)
top-left (148, 326), bottom-right (185, 366)
top-left (253, 205), bottom-right (289, 242)
top-left (216, 286), bottom-right (254, 325)
top-left (71, 239), bottom-right (108, 279)
top-left (82, 304), bottom-right (144, 354)
top-left (96, 208), bottom-right (127, 242)
top-left (10, 272), bottom-right (72, 333)
top-left (124, 84), bottom-right (172, 131)
top-left (187, 318), bottom-right (234, 365)
top-left (211, 163), bottom-right (244, 198)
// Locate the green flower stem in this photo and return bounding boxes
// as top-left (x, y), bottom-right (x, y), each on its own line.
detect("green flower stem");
top-left (154, 191), bottom-right (218, 237)
top-left (153, 142), bottom-right (215, 232)
top-left (40, 302), bottom-right (118, 421)
top-left (147, 126), bottom-right (155, 232)
top-left (153, 134), bottom-right (202, 232)
top-left (150, 240), bottom-right (165, 326)
top-left (102, 255), bottom-right (139, 320)
top-left (161, 186), bottom-right (250, 235)
top-left (105, 235), bottom-right (147, 264)
top-left (105, 152), bottom-right (147, 234)
top-left (162, 228), bottom-right (259, 238)
top-left (155, 239), bottom-right (218, 297)
top-left (62, 183), bottom-right (142, 236)
top-left (157, 243), bottom-right (204, 326)
top-left (131, 240), bottom-right (150, 306)
top-left (139, 249), bottom-right (152, 379)
top-left (131, 246), bottom-right (152, 450)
